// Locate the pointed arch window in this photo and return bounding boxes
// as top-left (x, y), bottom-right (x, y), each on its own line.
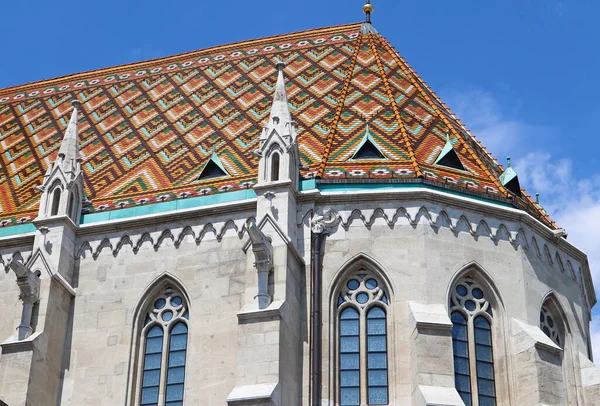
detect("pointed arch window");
top-left (540, 302), bottom-right (563, 347)
top-left (337, 274), bottom-right (389, 405)
top-left (50, 187), bottom-right (61, 216)
top-left (139, 289), bottom-right (189, 406)
top-left (450, 276), bottom-right (497, 406)
top-left (270, 152), bottom-right (280, 181)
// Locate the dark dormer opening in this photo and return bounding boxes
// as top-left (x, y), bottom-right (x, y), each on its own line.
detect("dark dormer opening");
top-left (50, 188), bottom-right (61, 216)
top-left (504, 175), bottom-right (522, 197)
top-left (352, 138), bottom-right (385, 160)
top-left (435, 148), bottom-right (465, 171)
top-left (271, 153), bottom-right (280, 181)
top-left (68, 193), bottom-right (75, 220)
top-left (198, 159), bottom-right (228, 181)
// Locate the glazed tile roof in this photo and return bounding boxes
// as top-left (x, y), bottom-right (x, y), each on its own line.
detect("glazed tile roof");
top-left (0, 22), bottom-right (555, 228)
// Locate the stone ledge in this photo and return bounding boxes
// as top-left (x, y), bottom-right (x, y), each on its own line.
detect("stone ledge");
top-left (237, 300), bottom-right (286, 323)
top-left (0, 331), bottom-right (45, 353)
top-left (226, 382), bottom-right (279, 405)
top-left (408, 301), bottom-right (453, 334)
top-left (414, 385), bottom-right (465, 406)
top-left (512, 318), bottom-right (562, 355)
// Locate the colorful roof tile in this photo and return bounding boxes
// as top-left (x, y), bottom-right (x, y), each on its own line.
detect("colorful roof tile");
top-left (0, 23), bottom-right (555, 228)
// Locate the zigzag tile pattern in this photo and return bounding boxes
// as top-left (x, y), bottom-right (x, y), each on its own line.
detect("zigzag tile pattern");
top-left (0, 23), bottom-right (554, 228)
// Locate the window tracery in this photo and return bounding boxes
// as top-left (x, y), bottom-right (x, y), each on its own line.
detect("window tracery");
top-left (540, 303), bottom-right (561, 347)
top-left (139, 289), bottom-right (189, 406)
top-left (450, 275), bottom-right (497, 406)
top-left (337, 273), bottom-right (389, 405)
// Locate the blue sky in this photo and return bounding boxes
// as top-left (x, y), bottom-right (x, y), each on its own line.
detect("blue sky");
top-left (2, 0), bottom-right (600, 356)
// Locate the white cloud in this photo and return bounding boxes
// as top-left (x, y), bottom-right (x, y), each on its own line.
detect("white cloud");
top-left (447, 88), bottom-right (600, 360)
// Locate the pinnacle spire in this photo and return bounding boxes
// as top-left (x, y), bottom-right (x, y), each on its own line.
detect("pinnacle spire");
top-left (57, 100), bottom-right (82, 171)
top-left (361, 1), bottom-right (378, 34)
top-left (262, 62), bottom-right (295, 141)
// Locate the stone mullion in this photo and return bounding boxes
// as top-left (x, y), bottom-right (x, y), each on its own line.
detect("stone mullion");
top-left (157, 323), bottom-right (169, 406)
top-left (359, 309), bottom-right (368, 405)
top-left (467, 316), bottom-right (479, 405)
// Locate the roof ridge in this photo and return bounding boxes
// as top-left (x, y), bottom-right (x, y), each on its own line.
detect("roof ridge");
top-left (317, 31), bottom-right (363, 177)
top-left (379, 36), bottom-right (507, 196)
top-left (370, 34), bottom-right (422, 178)
top-left (0, 22), bottom-right (363, 96)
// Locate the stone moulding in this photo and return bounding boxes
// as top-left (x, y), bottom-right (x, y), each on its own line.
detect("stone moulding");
top-left (299, 203), bottom-right (590, 303)
top-left (75, 217), bottom-right (253, 260)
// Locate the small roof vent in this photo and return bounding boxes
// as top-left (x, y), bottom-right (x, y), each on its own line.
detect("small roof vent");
top-left (434, 132), bottom-right (465, 171)
top-left (499, 156), bottom-right (521, 197)
top-left (197, 152), bottom-right (230, 181)
top-left (351, 122), bottom-right (387, 160)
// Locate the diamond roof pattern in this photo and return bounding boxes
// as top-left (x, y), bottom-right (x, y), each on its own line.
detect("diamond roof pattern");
top-left (0, 23), bottom-right (554, 228)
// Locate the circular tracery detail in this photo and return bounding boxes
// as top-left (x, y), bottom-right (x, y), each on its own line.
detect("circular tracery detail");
top-left (145, 288), bottom-right (188, 327)
top-left (450, 276), bottom-right (491, 317)
top-left (540, 305), bottom-right (560, 346)
top-left (339, 271), bottom-right (388, 308)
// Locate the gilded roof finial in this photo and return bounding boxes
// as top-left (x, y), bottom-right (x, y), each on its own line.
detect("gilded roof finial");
top-left (363, 1), bottom-right (374, 24)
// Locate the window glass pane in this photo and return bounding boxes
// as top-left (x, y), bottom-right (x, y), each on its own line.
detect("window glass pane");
top-left (340, 337), bottom-right (359, 353)
top-left (367, 335), bottom-right (386, 352)
top-left (475, 345), bottom-right (493, 363)
top-left (340, 371), bottom-right (360, 387)
top-left (165, 384), bottom-right (184, 402)
top-left (454, 357), bottom-right (470, 375)
top-left (478, 378), bottom-right (496, 396)
top-left (368, 353), bottom-right (387, 369)
top-left (169, 350), bottom-right (187, 367)
top-left (170, 334), bottom-right (187, 351)
top-left (367, 319), bottom-right (386, 335)
top-left (367, 306), bottom-right (385, 319)
top-left (340, 388), bottom-right (360, 406)
top-left (452, 340), bottom-right (468, 357)
top-left (479, 395), bottom-right (496, 406)
top-left (340, 320), bottom-right (359, 336)
top-left (340, 353), bottom-right (360, 370)
top-left (367, 370), bottom-right (388, 386)
top-left (147, 325), bottom-right (163, 338)
top-left (145, 337), bottom-right (163, 354)
top-left (142, 370), bottom-right (161, 387)
top-left (476, 361), bottom-right (494, 380)
top-left (475, 326), bottom-right (492, 346)
top-left (368, 387), bottom-right (388, 405)
top-left (167, 367), bottom-right (186, 384)
top-left (144, 354), bottom-right (162, 370)
top-left (141, 387), bottom-right (159, 405)
top-left (341, 308), bottom-right (359, 319)
top-left (171, 323), bottom-right (188, 335)
top-left (455, 374), bottom-right (471, 393)
top-left (165, 403), bottom-right (183, 406)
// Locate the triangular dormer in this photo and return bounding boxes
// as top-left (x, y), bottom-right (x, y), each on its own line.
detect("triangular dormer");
top-left (255, 62), bottom-right (300, 190)
top-left (197, 152), bottom-right (230, 181)
top-left (351, 122), bottom-right (387, 160)
top-left (35, 100), bottom-right (85, 225)
top-left (499, 157), bottom-right (522, 197)
top-left (434, 132), bottom-right (465, 171)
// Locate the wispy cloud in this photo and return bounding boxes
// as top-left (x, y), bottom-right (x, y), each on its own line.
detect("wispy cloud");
top-left (446, 87), bottom-right (600, 360)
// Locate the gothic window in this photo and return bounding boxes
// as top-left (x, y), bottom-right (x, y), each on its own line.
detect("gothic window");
top-left (540, 303), bottom-right (562, 347)
top-left (50, 188), bottom-right (61, 216)
top-left (139, 289), bottom-right (189, 406)
top-left (450, 276), bottom-right (497, 406)
top-left (338, 274), bottom-right (389, 405)
top-left (270, 152), bottom-right (280, 181)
